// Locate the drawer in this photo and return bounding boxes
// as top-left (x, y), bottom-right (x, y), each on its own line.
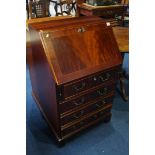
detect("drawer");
top-left (59, 84), bottom-right (115, 114)
top-left (63, 68), bottom-right (118, 98)
top-left (61, 107), bottom-right (111, 137)
top-left (60, 97), bottom-right (113, 125)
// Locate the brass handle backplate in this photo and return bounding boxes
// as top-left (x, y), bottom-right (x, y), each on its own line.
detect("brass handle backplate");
top-left (73, 97), bottom-right (85, 106)
top-left (73, 82), bottom-right (86, 91)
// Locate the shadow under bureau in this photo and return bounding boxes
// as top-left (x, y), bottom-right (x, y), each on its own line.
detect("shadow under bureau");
top-left (28, 16), bottom-right (122, 142)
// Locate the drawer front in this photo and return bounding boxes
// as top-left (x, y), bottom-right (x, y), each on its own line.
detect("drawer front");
top-left (61, 108), bottom-right (111, 137)
top-left (63, 68), bottom-right (118, 98)
top-left (60, 97), bottom-right (113, 126)
top-left (59, 84), bottom-right (115, 114)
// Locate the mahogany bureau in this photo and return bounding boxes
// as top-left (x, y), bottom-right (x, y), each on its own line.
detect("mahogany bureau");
top-left (28, 16), bottom-right (122, 142)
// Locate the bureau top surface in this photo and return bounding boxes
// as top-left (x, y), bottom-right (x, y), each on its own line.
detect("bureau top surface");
top-left (29, 16), bottom-right (122, 85)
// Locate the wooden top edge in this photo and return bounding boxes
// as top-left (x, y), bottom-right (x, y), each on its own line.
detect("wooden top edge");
top-left (78, 3), bottom-right (124, 10)
top-left (28, 16), bottom-right (104, 30)
top-left (26, 16), bottom-right (74, 25)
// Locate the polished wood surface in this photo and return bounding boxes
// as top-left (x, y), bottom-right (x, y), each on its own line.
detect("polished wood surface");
top-left (28, 16), bottom-right (122, 142)
top-left (26, 15), bottom-right (74, 24)
top-left (59, 93), bottom-right (115, 117)
top-left (112, 26), bottom-right (129, 52)
top-left (59, 92), bottom-right (114, 118)
top-left (28, 16), bottom-right (105, 30)
top-left (26, 16), bottom-right (74, 30)
top-left (29, 16), bottom-right (122, 85)
top-left (77, 3), bottom-right (126, 18)
top-left (28, 31), bottom-right (61, 136)
top-left (26, 16), bottom-right (75, 63)
top-left (62, 67), bottom-right (118, 99)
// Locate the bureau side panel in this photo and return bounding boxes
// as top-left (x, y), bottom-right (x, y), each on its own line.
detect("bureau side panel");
top-left (28, 27), bottom-right (60, 138)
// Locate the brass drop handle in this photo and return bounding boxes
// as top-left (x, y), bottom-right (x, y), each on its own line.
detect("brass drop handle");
top-left (95, 103), bottom-right (101, 108)
top-left (73, 82), bottom-right (86, 91)
top-left (73, 97), bottom-right (85, 106)
top-left (73, 110), bottom-right (84, 119)
top-left (97, 88), bottom-right (107, 96)
top-left (99, 73), bottom-right (111, 82)
top-left (95, 100), bottom-right (106, 108)
top-left (102, 100), bottom-right (106, 104)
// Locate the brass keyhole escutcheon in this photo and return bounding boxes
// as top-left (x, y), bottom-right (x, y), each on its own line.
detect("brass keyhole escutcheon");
top-left (77, 27), bottom-right (86, 33)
